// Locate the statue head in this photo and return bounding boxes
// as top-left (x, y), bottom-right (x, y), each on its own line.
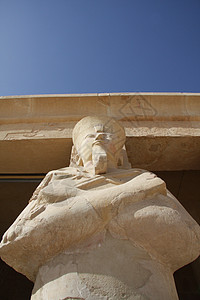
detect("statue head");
top-left (70, 116), bottom-right (126, 174)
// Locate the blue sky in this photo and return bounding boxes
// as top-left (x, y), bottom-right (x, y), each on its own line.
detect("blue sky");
top-left (0, 0), bottom-right (200, 96)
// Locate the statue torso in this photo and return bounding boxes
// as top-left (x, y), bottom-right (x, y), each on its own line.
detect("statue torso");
top-left (1, 167), bottom-right (199, 282)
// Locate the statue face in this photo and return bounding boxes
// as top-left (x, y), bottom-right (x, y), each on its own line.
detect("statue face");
top-left (78, 128), bottom-right (121, 174)
top-left (72, 116), bottom-right (126, 174)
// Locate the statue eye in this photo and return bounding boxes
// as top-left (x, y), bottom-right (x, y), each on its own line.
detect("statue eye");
top-left (86, 134), bottom-right (95, 138)
top-left (107, 133), bottom-right (113, 139)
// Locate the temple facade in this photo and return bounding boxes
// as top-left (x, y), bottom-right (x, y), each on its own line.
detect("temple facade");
top-left (0, 93), bottom-right (199, 299)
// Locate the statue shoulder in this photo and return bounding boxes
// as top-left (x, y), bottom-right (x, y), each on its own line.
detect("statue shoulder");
top-left (46, 166), bottom-right (78, 177)
top-left (29, 167), bottom-right (80, 203)
top-left (111, 168), bottom-right (165, 187)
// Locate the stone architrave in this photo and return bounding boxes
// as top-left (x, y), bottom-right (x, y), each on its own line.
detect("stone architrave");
top-left (0, 116), bottom-right (200, 300)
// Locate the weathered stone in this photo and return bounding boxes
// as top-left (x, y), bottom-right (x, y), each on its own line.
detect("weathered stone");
top-left (0, 93), bottom-right (200, 173)
top-left (0, 116), bottom-right (199, 300)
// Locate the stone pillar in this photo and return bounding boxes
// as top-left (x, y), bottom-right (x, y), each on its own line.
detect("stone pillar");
top-left (0, 116), bottom-right (200, 300)
top-left (31, 234), bottom-right (178, 300)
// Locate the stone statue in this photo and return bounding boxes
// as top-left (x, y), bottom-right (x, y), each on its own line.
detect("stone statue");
top-left (0, 116), bottom-right (200, 300)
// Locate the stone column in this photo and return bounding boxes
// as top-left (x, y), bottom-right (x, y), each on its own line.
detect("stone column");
top-left (31, 233), bottom-right (179, 300)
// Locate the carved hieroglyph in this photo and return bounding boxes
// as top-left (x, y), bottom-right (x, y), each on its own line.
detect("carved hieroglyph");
top-left (0, 116), bottom-right (200, 300)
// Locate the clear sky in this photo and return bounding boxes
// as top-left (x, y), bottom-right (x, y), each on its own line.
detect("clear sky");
top-left (0, 0), bottom-right (200, 96)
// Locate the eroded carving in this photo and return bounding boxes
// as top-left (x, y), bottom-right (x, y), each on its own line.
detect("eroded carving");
top-left (0, 116), bottom-right (200, 300)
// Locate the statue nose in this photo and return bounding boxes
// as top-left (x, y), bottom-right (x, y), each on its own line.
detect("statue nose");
top-left (95, 133), bottom-right (104, 140)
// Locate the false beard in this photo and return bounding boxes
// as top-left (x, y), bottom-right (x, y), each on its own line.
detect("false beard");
top-left (92, 143), bottom-right (107, 175)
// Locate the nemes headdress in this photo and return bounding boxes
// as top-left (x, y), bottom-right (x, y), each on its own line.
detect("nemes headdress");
top-left (72, 116), bottom-right (126, 151)
top-left (70, 116), bottom-right (128, 169)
